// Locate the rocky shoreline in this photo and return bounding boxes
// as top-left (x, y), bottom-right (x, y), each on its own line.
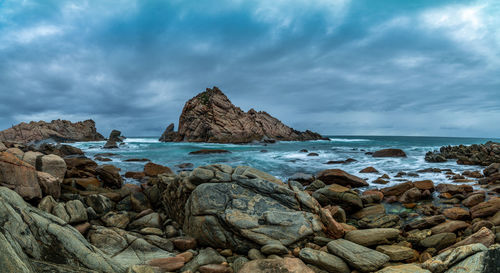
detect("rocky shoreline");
top-left (1, 139), bottom-right (499, 273)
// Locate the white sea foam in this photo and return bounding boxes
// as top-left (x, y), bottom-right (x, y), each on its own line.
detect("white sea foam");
top-left (329, 138), bottom-right (371, 142)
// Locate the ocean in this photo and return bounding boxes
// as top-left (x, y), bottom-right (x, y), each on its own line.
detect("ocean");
top-left (72, 136), bottom-right (500, 187)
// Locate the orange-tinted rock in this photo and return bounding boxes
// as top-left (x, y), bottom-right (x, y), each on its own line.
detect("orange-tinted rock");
top-left (431, 220), bottom-right (470, 234)
top-left (64, 177), bottom-right (101, 189)
top-left (238, 258), bottom-right (314, 273)
top-left (144, 162), bottom-right (173, 177)
top-left (436, 183), bottom-right (473, 194)
top-left (177, 251), bottom-right (194, 263)
top-left (462, 193), bottom-right (485, 207)
top-left (317, 169), bottom-right (368, 187)
top-left (74, 222), bottom-right (91, 235)
top-left (0, 151), bottom-right (41, 200)
top-left (443, 207), bottom-right (470, 220)
top-left (319, 208), bottom-right (344, 239)
top-left (414, 180), bottom-right (434, 191)
top-left (363, 190), bottom-right (384, 200)
top-left (37, 171), bottom-right (61, 199)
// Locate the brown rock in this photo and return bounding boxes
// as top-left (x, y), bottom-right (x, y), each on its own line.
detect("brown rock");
top-left (440, 227), bottom-right (495, 253)
top-left (177, 251), bottom-right (194, 263)
top-left (0, 151), bottom-right (41, 200)
top-left (372, 149), bottom-right (407, 157)
top-left (144, 162), bottom-right (173, 176)
top-left (238, 258), bottom-right (314, 273)
top-left (0, 119), bottom-right (104, 143)
top-left (172, 237), bottom-right (197, 251)
top-left (64, 177), bottom-right (101, 189)
top-left (37, 171), bottom-right (61, 199)
top-left (360, 167), bottom-right (379, 173)
top-left (319, 208), bottom-right (344, 239)
top-left (96, 164), bottom-right (123, 188)
top-left (148, 256), bottom-right (185, 272)
top-left (431, 220), bottom-right (470, 234)
top-left (74, 222), bottom-right (91, 235)
top-left (166, 87), bottom-right (326, 143)
top-left (159, 123), bottom-right (177, 142)
top-left (125, 171), bottom-right (146, 180)
top-left (414, 180), bottom-right (434, 191)
top-left (462, 193), bottom-right (486, 207)
top-left (316, 169), bottom-right (369, 187)
top-left (399, 187), bottom-right (422, 203)
top-left (64, 157), bottom-right (98, 178)
top-left (443, 207), bottom-right (470, 220)
top-left (381, 182), bottom-right (414, 196)
top-left (436, 183), bottom-right (473, 194)
top-left (470, 198), bottom-right (500, 218)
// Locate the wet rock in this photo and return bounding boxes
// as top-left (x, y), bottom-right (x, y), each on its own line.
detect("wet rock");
top-left (372, 148), bottom-right (407, 157)
top-left (414, 180), bottom-right (435, 191)
top-left (289, 173), bottom-right (315, 185)
top-left (316, 169), bottom-right (369, 187)
top-left (172, 237), bottom-right (197, 251)
top-left (360, 166), bottom-right (379, 173)
top-left (462, 193), bottom-right (485, 207)
top-left (327, 239), bottom-right (390, 272)
top-left (443, 207), bottom-right (470, 220)
top-left (399, 187), bottom-right (422, 203)
top-left (144, 162), bottom-right (172, 177)
top-left (95, 165), bottom-right (123, 189)
top-left (381, 182), bottom-right (414, 196)
top-left (189, 149), bottom-right (231, 155)
top-left (470, 198), bottom-right (500, 218)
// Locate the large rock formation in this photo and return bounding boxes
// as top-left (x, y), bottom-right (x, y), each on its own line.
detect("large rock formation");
top-left (160, 87), bottom-right (327, 143)
top-left (0, 119), bottom-right (105, 144)
top-left (159, 165), bottom-right (324, 252)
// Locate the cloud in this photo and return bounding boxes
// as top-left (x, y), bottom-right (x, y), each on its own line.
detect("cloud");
top-left (0, 0), bottom-right (499, 138)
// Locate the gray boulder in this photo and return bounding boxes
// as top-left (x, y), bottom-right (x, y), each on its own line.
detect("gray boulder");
top-left (0, 186), bottom-right (123, 273)
top-left (299, 248), bottom-right (350, 273)
top-left (327, 239), bottom-right (390, 272)
top-left (165, 164), bottom-right (323, 252)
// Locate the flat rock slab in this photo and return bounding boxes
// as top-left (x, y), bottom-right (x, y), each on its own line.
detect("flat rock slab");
top-left (344, 228), bottom-right (400, 247)
top-left (327, 239), bottom-right (390, 272)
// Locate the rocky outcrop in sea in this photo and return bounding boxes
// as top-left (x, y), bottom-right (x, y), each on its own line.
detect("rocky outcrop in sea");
top-left (425, 142), bottom-right (500, 166)
top-left (159, 87), bottom-right (328, 143)
top-left (0, 119), bottom-right (105, 144)
top-left (1, 138), bottom-right (499, 272)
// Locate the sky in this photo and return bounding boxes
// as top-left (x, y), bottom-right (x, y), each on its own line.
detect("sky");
top-left (1, 0), bottom-right (499, 138)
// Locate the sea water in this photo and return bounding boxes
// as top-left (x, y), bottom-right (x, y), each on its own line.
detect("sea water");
top-left (72, 135), bottom-right (500, 187)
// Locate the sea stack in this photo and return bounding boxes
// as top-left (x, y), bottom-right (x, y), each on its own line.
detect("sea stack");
top-left (160, 87), bottom-right (327, 143)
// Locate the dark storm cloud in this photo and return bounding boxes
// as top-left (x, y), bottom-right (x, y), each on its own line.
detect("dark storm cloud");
top-left (0, 0), bottom-right (499, 137)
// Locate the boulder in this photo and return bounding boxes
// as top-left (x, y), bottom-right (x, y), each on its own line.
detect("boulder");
top-left (0, 142), bottom-right (6, 152)
top-left (360, 166), bottom-right (379, 173)
top-left (344, 228), bottom-right (400, 247)
top-left (0, 186), bottom-right (123, 272)
top-left (22, 151), bottom-right (43, 167)
top-left (312, 184), bottom-right (363, 212)
top-left (159, 123), bottom-right (177, 142)
top-left (298, 248), bottom-right (350, 273)
top-left (375, 245), bottom-right (415, 261)
top-left (238, 258), bottom-right (315, 273)
top-left (470, 198), bottom-right (500, 218)
top-left (406, 215), bottom-right (446, 230)
top-left (0, 119), bottom-right (104, 143)
top-left (180, 247), bottom-right (225, 272)
top-left (172, 165), bottom-right (323, 252)
top-left (37, 171), bottom-right (61, 199)
top-left (375, 264), bottom-right (431, 273)
top-left (189, 149), bottom-right (231, 155)
top-left (143, 162), bottom-right (172, 177)
top-left (421, 243), bottom-right (487, 273)
top-left (327, 239), bottom-right (390, 272)
top-left (431, 220), bottom-right (470, 234)
top-left (442, 227), bottom-right (495, 252)
top-left (168, 87), bottom-right (326, 143)
top-left (64, 157), bottom-right (98, 178)
top-left (0, 151), bottom-right (41, 200)
top-left (316, 169), bottom-right (369, 187)
top-left (372, 149), bottom-right (407, 157)
top-left (38, 154), bottom-right (67, 182)
top-left (420, 233), bottom-right (456, 251)
top-left (381, 182), bottom-right (414, 196)
top-left (96, 165), bottom-right (123, 189)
